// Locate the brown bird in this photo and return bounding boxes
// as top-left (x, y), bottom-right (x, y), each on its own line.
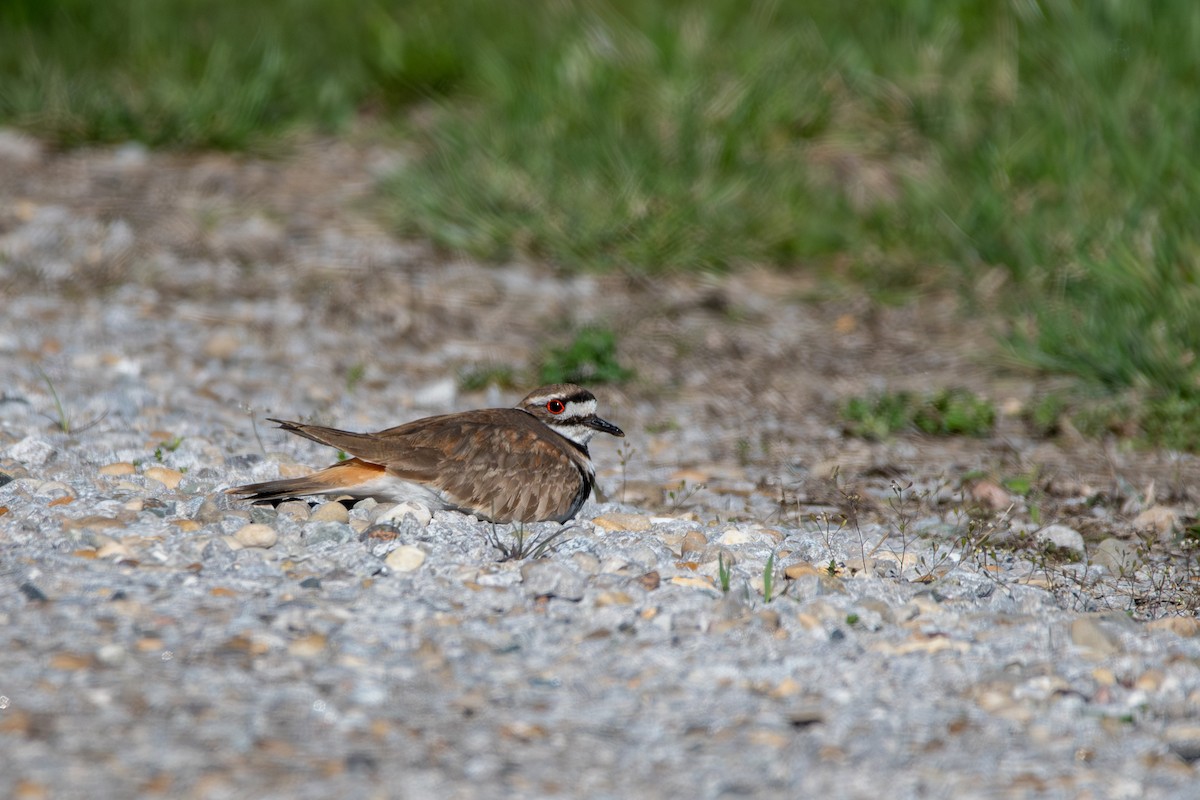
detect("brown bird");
top-left (226, 384), bottom-right (624, 523)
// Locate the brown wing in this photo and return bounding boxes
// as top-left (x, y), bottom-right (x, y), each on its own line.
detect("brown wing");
top-left (377, 410), bottom-right (593, 523)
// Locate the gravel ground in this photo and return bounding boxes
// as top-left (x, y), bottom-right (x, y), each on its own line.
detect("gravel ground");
top-left (4, 132), bottom-right (1200, 799)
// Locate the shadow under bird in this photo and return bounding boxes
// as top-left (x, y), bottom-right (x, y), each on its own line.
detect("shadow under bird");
top-left (227, 384), bottom-right (624, 524)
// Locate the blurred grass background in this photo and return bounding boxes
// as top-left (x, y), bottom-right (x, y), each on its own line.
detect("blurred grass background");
top-left (1, 0), bottom-right (1197, 447)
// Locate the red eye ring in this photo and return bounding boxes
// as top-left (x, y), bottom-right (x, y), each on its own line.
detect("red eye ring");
top-left (546, 400), bottom-right (566, 414)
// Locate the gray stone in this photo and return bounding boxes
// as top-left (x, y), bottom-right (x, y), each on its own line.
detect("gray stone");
top-left (520, 561), bottom-right (586, 600)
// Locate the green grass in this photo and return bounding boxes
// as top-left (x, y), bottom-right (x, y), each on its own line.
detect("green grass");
top-left (842, 389), bottom-right (996, 440)
top-left (4, 1), bottom-right (1199, 447)
top-left (539, 326), bottom-right (633, 386)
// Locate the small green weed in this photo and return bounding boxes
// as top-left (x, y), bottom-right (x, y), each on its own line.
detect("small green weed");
top-left (345, 363), bottom-right (366, 393)
top-left (761, 552), bottom-right (776, 604)
top-left (718, 552), bottom-right (731, 594)
top-left (538, 327), bottom-right (632, 386)
top-left (842, 389), bottom-right (996, 439)
top-left (488, 522), bottom-right (575, 561)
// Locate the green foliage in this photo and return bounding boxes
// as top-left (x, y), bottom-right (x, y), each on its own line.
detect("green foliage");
top-left (761, 552), bottom-right (776, 604)
top-left (842, 389), bottom-right (996, 439)
top-left (717, 552), bottom-right (731, 594)
top-left (841, 393), bottom-right (914, 440)
top-left (538, 327), bottom-right (632, 386)
top-left (457, 364), bottom-right (519, 392)
top-left (912, 388), bottom-right (996, 437)
top-left (1026, 394), bottom-right (1067, 438)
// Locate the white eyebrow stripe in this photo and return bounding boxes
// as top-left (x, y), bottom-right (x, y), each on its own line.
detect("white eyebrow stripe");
top-left (561, 399), bottom-right (596, 418)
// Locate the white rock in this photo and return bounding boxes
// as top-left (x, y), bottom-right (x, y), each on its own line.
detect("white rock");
top-left (1036, 524), bottom-right (1085, 555)
top-left (5, 436), bottom-right (54, 467)
top-left (375, 501), bottom-right (433, 527)
top-left (385, 545), bottom-right (427, 572)
top-left (234, 523), bottom-right (278, 549)
top-left (717, 528), bottom-right (755, 546)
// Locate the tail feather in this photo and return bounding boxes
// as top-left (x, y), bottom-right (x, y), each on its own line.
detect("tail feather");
top-left (225, 458), bottom-right (387, 504)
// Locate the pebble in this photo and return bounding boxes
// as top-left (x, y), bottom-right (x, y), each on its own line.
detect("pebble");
top-left (5, 436), bottom-right (54, 467)
top-left (203, 332), bottom-right (242, 360)
top-left (385, 545), bottom-right (427, 572)
top-left (304, 521), bottom-right (354, 547)
top-left (310, 501), bottom-right (350, 524)
top-left (234, 523), bottom-right (278, 549)
top-left (276, 500), bottom-right (311, 521)
top-left (1091, 537), bottom-right (1139, 575)
top-left (970, 479), bottom-right (1013, 511)
top-left (680, 530), bottom-right (707, 557)
top-left (1132, 506), bottom-right (1178, 539)
top-left (717, 528), bottom-right (756, 546)
top-left (144, 466), bottom-right (183, 490)
top-left (1070, 618), bottom-right (1121, 658)
top-left (592, 513), bottom-right (653, 532)
top-left (520, 561), bottom-right (586, 600)
top-left (98, 462), bottom-right (136, 476)
top-left (1164, 724), bottom-right (1200, 762)
top-left (1036, 524), bottom-right (1085, 555)
top-left (374, 501), bottom-right (432, 527)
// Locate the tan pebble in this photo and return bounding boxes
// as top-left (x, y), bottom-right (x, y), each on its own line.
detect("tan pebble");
top-left (288, 633), bottom-right (327, 658)
top-left (385, 545), bottom-right (426, 572)
top-left (171, 519), bottom-right (202, 532)
top-left (594, 590), bottom-right (634, 607)
top-left (572, 552), bottom-right (601, 575)
top-left (98, 462), bottom-right (136, 477)
top-left (1092, 667), bottom-right (1117, 686)
top-left (1070, 617), bottom-right (1121, 657)
top-left (784, 562), bottom-right (821, 580)
top-left (796, 613), bottom-right (822, 631)
top-left (670, 575), bottom-right (717, 591)
top-left (680, 530), bottom-right (707, 557)
top-left (592, 513), bottom-right (653, 532)
top-left (717, 528), bottom-right (754, 546)
top-left (203, 331), bottom-right (241, 360)
top-left (234, 523), bottom-right (278, 549)
top-left (971, 479), bottom-right (1013, 511)
top-left (144, 466), bottom-right (183, 490)
top-left (310, 501), bottom-right (349, 524)
top-left (1135, 669), bottom-right (1165, 692)
top-left (276, 500), bottom-right (311, 521)
top-left (1133, 505), bottom-right (1178, 538)
top-left (872, 635), bottom-right (971, 655)
top-left (123, 499), bottom-right (144, 512)
top-left (748, 730), bottom-right (789, 748)
top-left (635, 571), bottom-right (661, 591)
top-left (95, 540), bottom-right (132, 559)
top-left (771, 677), bottom-right (802, 698)
top-left (1147, 617), bottom-right (1200, 638)
top-left (221, 535), bottom-right (245, 551)
top-left (350, 519), bottom-right (369, 534)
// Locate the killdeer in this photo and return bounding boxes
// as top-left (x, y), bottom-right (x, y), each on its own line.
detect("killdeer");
top-left (227, 384), bottom-right (624, 523)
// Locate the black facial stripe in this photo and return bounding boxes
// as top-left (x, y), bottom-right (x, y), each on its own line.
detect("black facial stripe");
top-left (549, 416), bottom-right (593, 427)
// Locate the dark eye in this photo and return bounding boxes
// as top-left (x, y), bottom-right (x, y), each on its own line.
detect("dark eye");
top-left (547, 399), bottom-right (566, 414)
